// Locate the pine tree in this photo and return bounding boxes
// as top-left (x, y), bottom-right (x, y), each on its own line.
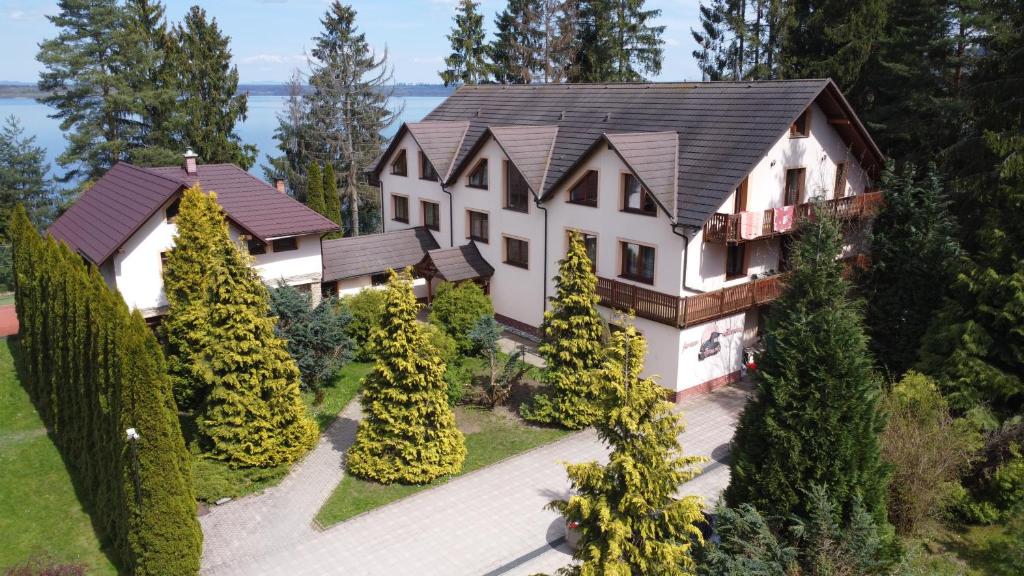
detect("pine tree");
top-left (570, 0), bottom-right (666, 82)
top-left (323, 163), bottom-right (343, 236)
top-left (161, 185), bottom-right (221, 408)
top-left (860, 162), bottom-right (960, 377)
top-left (549, 322), bottom-right (706, 575)
top-left (347, 269), bottom-right (466, 484)
top-left (440, 0), bottom-right (490, 86)
top-left (199, 199), bottom-right (318, 467)
top-left (263, 72), bottom-right (310, 199)
top-left (537, 0), bottom-right (577, 82)
top-left (306, 2), bottom-right (398, 236)
top-left (305, 162), bottom-right (326, 216)
top-left (172, 6), bottom-right (256, 169)
top-left (490, 0), bottom-right (544, 84)
top-left (725, 212), bottom-right (889, 526)
top-left (522, 232), bottom-right (605, 429)
top-left (0, 116), bottom-right (56, 237)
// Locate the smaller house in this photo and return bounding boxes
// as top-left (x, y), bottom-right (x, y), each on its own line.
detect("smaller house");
top-left (321, 226), bottom-right (439, 298)
top-left (48, 153), bottom-right (339, 318)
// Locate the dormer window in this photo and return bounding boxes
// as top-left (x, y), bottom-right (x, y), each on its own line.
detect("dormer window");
top-left (165, 198), bottom-right (181, 223)
top-left (621, 174), bottom-right (656, 215)
top-left (790, 109), bottom-right (810, 138)
top-left (568, 170), bottom-right (598, 206)
top-left (467, 159), bottom-right (488, 189)
top-left (391, 149), bottom-right (408, 176)
top-left (420, 151), bottom-right (439, 181)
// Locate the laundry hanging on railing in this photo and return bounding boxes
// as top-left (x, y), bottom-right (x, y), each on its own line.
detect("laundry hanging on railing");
top-left (773, 205), bottom-right (795, 233)
top-left (740, 211), bottom-right (764, 240)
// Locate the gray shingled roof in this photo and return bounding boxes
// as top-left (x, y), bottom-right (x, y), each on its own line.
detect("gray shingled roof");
top-left (406, 121), bottom-right (470, 180)
top-left (373, 80), bottom-right (883, 229)
top-left (49, 162), bottom-right (339, 264)
top-left (421, 242), bottom-right (494, 282)
top-left (321, 226), bottom-right (439, 282)
top-left (606, 131), bottom-right (679, 217)
top-left (489, 125), bottom-right (559, 194)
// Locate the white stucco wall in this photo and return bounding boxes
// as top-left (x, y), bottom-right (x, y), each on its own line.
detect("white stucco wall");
top-left (108, 194), bottom-right (325, 317)
top-left (335, 275), bottom-right (429, 299)
top-left (677, 311), bottom-right (746, 391)
top-left (379, 131), bottom-right (453, 248)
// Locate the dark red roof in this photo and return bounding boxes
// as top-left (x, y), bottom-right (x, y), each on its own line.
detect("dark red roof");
top-left (49, 162), bottom-right (339, 264)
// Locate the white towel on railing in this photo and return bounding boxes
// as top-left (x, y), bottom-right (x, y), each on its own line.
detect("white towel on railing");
top-left (740, 211), bottom-right (763, 240)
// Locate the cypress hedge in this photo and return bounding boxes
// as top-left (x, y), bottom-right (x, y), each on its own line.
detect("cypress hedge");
top-left (9, 205), bottom-right (201, 575)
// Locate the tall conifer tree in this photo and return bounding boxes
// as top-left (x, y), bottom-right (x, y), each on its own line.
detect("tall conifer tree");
top-left (490, 0), bottom-right (544, 83)
top-left (550, 322), bottom-right (705, 575)
top-left (305, 162), bottom-right (326, 216)
top-left (323, 163), bottom-right (343, 235)
top-left (570, 0), bottom-right (665, 82)
top-left (347, 269), bottom-right (466, 484)
top-left (441, 0), bottom-right (490, 86)
top-left (522, 232), bottom-right (605, 429)
top-left (725, 213), bottom-right (889, 526)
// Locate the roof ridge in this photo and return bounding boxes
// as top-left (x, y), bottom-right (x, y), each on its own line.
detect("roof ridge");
top-left (124, 162), bottom-right (190, 187)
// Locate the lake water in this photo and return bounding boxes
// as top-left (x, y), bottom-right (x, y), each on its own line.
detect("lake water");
top-left (0, 95), bottom-right (446, 180)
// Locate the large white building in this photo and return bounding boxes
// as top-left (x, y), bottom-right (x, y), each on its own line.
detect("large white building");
top-left (341, 79), bottom-right (884, 400)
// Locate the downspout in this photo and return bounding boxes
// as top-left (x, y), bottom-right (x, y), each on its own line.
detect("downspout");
top-left (378, 180), bottom-right (385, 234)
top-left (672, 223), bottom-right (704, 294)
top-left (535, 197), bottom-right (549, 308)
top-left (441, 182), bottom-right (454, 247)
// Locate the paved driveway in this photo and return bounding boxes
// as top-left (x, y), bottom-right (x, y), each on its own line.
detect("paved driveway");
top-left (201, 385), bottom-right (748, 576)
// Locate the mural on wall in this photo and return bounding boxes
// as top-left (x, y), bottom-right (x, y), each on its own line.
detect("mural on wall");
top-left (683, 319), bottom-right (744, 362)
top-left (698, 331), bottom-right (722, 361)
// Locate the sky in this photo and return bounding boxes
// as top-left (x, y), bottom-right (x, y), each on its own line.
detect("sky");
top-left (0, 0), bottom-right (704, 85)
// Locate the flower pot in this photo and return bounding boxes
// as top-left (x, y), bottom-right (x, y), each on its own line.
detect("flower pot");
top-left (565, 520), bottom-right (581, 550)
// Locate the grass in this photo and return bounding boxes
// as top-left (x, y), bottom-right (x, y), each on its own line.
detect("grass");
top-left (315, 404), bottom-right (569, 527)
top-left (191, 361), bottom-right (372, 504)
top-left (905, 519), bottom-right (1024, 576)
top-left (0, 339), bottom-right (117, 574)
top-left (0, 292), bottom-right (14, 306)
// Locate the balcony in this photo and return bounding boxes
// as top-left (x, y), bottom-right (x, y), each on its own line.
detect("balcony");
top-left (703, 191), bottom-right (883, 244)
top-left (595, 274), bottom-right (789, 329)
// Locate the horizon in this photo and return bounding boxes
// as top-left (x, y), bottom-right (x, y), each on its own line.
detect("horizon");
top-left (0, 0), bottom-right (703, 85)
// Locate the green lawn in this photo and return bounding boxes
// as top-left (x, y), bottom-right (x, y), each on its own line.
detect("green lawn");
top-left (192, 361), bottom-right (371, 504)
top-left (0, 292), bottom-right (14, 306)
top-left (315, 404), bottom-right (569, 527)
top-left (0, 339), bottom-right (117, 574)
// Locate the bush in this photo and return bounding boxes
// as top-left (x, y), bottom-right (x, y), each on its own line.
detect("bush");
top-left (423, 323), bottom-right (465, 406)
top-left (269, 284), bottom-right (354, 390)
top-left (882, 372), bottom-right (981, 534)
top-left (3, 556), bottom-right (86, 576)
top-left (428, 281), bottom-right (493, 352)
top-left (955, 417), bottom-right (1024, 524)
top-left (342, 288), bottom-right (386, 360)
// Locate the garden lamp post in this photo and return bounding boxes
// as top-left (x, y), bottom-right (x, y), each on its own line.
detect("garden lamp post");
top-left (126, 427), bottom-right (142, 511)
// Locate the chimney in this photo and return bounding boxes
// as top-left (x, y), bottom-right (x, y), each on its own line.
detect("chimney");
top-left (274, 178), bottom-right (286, 193)
top-left (183, 149), bottom-right (198, 175)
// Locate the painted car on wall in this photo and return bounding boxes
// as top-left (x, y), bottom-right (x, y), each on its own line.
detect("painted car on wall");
top-left (698, 332), bottom-right (722, 361)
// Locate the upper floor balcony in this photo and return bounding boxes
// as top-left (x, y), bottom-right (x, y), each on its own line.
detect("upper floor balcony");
top-left (703, 191), bottom-right (883, 245)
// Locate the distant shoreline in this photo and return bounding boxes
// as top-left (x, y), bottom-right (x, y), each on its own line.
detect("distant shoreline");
top-left (0, 83), bottom-right (454, 99)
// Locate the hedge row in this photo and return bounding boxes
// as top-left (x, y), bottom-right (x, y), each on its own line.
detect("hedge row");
top-left (10, 206), bottom-right (202, 576)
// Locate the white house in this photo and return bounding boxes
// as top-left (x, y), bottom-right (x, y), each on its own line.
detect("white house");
top-left (48, 154), bottom-right (339, 318)
top-left (342, 79), bottom-right (884, 400)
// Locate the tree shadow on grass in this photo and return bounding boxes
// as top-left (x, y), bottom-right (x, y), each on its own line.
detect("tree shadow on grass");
top-left (8, 336), bottom-right (125, 575)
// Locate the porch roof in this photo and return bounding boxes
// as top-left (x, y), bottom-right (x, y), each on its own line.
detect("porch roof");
top-left (416, 242), bottom-right (494, 282)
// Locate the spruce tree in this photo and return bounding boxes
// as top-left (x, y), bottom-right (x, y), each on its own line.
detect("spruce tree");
top-left (0, 116), bottom-right (55, 236)
top-left (860, 162), bottom-right (960, 377)
top-left (199, 200), bottom-right (318, 467)
top-left (571, 0), bottom-right (665, 82)
top-left (171, 5), bottom-right (256, 169)
top-left (550, 322), bottom-right (706, 576)
top-left (347, 269), bottom-right (466, 484)
top-left (305, 162), bottom-right (326, 217)
top-left (725, 212), bottom-right (889, 526)
top-left (263, 72), bottom-right (310, 199)
top-left (440, 0), bottom-right (490, 86)
top-left (490, 0), bottom-right (544, 84)
top-left (522, 232), bottom-right (605, 429)
top-left (323, 163), bottom-right (342, 234)
top-left (161, 185), bottom-right (221, 408)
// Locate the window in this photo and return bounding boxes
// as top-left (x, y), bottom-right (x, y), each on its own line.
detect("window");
top-left (392, 194), bottom-right (409, 223)
top-left (159, 251), bottom-right (171, 275)
top-left (568, 230), bottom-right (598, 271)
top-left (790, 109), bottom-right (809, 137)
top-left (622, 173), bottom-right (656, 215)
top-left (504, 237), bottom-right (529, 268)
top-left (468, 210), bottom-right (489, 243)
top-left (726, 244), bottom-right (747, 279)
top-left (420, 151), bottom-right (439, 181)
top-left (568, 170), bottom-right (598, 206)
top-left (272, 237), bottom-right (298, 252)
top-left (467, 159), bottom-right (488, 189)
top-left (371, 273), bottom-right (389, 286)
top-left (505, 161), bottom-right (530, 212)
top-left (785, 168), bottom-right (805, 206)
top-left (422, 200), bottom-right (440, 231)
top-left (165, 198), bottom-right (180, 223)
top-left (391, 149), bottom-right (407, 176)
top-left (833, 162), bottom-right (849, 199)
top-left (734, 177), bottom-right (749, 213)
top-left (247, 238), bottom-right (266, 255)
top-left (620, 241), bottom-right (655, 284)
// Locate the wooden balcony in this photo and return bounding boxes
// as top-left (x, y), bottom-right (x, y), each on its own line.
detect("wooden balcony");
top-left (703, 191), bottom-right (883, 244)
top-left (595, 274), bottom-right (789, 329)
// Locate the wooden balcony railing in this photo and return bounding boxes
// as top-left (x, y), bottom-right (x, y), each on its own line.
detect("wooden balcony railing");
top-left (595, 273), bottom-right (790, 329)
top-left (703, 191), bottom-right (883, 244)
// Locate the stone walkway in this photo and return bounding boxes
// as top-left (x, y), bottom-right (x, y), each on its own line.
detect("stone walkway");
top-left (201, 384), bottom-right (748, 576)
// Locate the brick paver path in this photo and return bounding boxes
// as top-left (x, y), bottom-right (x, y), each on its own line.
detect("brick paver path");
top-left (201, 384), bottom-right (747, 576)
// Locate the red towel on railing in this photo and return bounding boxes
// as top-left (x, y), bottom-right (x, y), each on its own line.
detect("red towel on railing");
top-left (774, 205), bottom-right (795, 232)
top-left (740, 211), bottom-right (763, 240)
